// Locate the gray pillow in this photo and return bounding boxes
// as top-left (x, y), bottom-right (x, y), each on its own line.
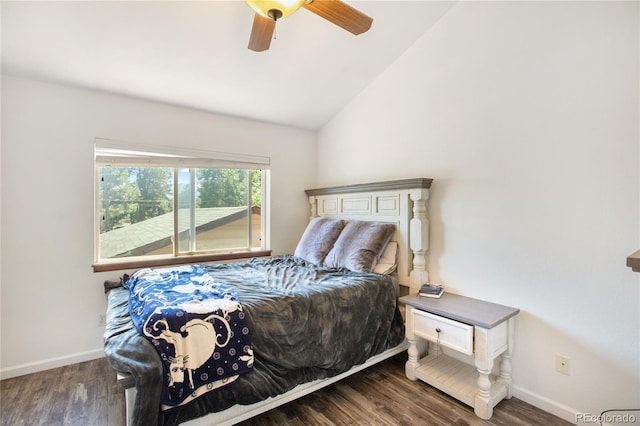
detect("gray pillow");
top-left (294, 217), bottom-right (346, 265)
top-left (324, 221), bottom-right (396, 273)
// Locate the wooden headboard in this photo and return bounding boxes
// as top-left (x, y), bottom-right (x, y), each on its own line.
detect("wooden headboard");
top-left (305, 178), bottom-right (433, 294)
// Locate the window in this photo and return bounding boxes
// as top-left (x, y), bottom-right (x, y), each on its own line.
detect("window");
top-left (93, 139), bottom-right (270, 272)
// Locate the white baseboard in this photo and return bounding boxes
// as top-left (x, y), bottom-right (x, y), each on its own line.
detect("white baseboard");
top-left (513, 385), bottom-right (578, 424)
top-left (0, 348), bottom-right (105, 380)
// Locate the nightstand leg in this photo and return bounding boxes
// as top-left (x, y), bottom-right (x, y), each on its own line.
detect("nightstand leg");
top-left (474, 327), bottom-right (494, 420)
top-left (498, 318), bottom-right (515, 398)
top-left (475, 367), bottom-right (493, 419)
top-left (406, 337), bottom-right (419, 381)
top-left (405, 306), bottom-right (419, 381)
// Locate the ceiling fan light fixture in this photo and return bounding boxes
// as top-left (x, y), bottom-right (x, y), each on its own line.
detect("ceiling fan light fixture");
top-left (245, 0), bottom-right (305, 20)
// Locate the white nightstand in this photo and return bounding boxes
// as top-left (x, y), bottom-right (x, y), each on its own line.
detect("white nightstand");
top-left (400, 293), bottom-right (519, 420)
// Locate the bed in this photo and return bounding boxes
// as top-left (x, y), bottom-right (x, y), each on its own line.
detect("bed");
top-left (103, 178), bottom-right (432, 426)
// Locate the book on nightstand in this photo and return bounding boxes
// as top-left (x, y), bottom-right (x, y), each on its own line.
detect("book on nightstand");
top-left (418, 283), bottom-right (444, 298)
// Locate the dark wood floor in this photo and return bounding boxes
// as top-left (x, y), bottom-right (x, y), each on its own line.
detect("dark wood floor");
top-left (1, 354), bottom-right (571, 426)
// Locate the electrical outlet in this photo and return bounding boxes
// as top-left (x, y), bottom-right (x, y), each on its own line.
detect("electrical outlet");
top-left (98, 314), bottom-right (106, 326)
top-left (556, 354), bottom-right (570, 375)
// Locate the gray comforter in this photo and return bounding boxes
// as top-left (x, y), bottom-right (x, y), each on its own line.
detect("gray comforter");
top-left (104, 255), bottom-right (405, 425)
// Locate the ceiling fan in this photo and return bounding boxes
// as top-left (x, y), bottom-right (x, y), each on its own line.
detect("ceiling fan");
top-left (245, 0), bottom-right (373, 52)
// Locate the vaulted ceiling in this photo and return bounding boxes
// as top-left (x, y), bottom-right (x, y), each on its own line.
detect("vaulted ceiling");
top-left (2, 1), bottom-right (455, 131)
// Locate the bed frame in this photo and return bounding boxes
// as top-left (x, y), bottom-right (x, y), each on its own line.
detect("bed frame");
top-left (117, 177), bottom-right (433, 426)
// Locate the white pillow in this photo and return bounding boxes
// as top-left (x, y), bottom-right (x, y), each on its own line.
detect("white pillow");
top-left (373, 241), bottom-right (398, 274)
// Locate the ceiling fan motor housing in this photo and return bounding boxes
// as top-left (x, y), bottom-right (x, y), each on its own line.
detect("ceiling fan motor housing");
top-left (267, 9), bottom-right (283, 21)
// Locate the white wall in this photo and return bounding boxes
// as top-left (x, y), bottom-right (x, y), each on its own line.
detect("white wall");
top-left (317, 1), bottom-right (639, 422)
top-left (0, 75), bottom-right (317, 377)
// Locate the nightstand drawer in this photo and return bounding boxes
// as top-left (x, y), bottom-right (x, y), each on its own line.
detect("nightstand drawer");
top-left (410, 309), bottom-right (474, 355)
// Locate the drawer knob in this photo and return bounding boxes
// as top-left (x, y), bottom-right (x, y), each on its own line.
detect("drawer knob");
top-left (435, 327), bottom-right (441, 333)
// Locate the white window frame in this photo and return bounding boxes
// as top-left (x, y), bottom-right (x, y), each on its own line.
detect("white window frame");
top-left (93, 138), bottom-right (271, 272)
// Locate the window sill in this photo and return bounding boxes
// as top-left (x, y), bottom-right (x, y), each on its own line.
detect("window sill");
top-left (92, 250), bottom-right (272, 273)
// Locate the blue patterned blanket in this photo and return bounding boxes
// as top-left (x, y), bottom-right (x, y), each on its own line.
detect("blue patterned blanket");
top-left (123, 265), bottom-right (254, 407)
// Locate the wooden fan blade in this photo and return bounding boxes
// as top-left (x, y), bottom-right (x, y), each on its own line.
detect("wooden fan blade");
top-left (303, 0), bottom-right (372, 35)
top-left (248, 13), bottom-right (275, 52)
